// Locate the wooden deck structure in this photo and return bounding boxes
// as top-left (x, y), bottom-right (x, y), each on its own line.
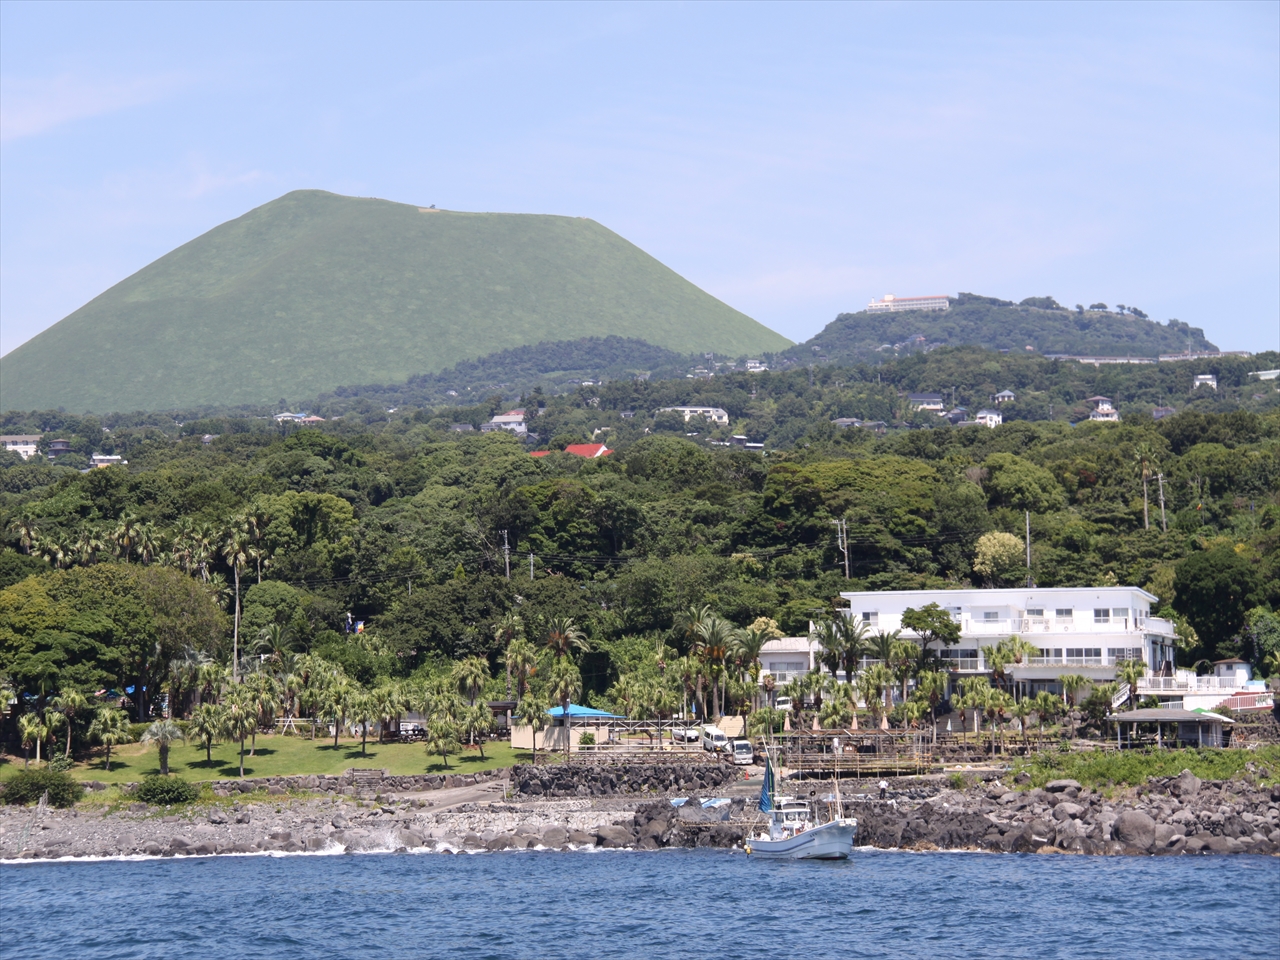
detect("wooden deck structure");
top-left (772, 730), bottom-right (934, 778)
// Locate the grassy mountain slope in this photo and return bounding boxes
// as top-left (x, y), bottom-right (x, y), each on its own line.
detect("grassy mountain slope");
top-left (0, 190), bottom-right (789, 412)
top-left (780, 293), bottom-right (1217, 366)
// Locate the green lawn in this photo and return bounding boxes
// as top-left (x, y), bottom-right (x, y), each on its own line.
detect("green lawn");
top-left (0, 735), bottom-right (530, 785)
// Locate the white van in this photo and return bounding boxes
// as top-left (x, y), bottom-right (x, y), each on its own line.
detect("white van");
top-left (730, 739), bottom-right (754, 765)
top-left (775, 696), bottom-right (793, 712)
top-left (700, 725), bottom-right (729, 753)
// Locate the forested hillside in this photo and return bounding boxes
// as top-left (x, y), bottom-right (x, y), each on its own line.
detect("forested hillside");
top-left (780, 293), bottom-right (1218, 366)
top-left (3, 347), bottom-right (1278, 722)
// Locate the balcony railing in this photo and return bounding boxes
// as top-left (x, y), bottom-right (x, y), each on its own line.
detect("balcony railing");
top-left (960, 617), bottom-right (1174, 637)
top-left (1026, 655), bottom-right (1104, 667)
top-left (1137, 676), bottom-right (1242, 693)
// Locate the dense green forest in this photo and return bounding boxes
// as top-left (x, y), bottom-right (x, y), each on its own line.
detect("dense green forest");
top-left (3, 345), bottom-right (1278, 724)
top-left (778, 293), bottom-right (1219, 366)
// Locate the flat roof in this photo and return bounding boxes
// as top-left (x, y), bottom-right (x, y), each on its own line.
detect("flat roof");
top-left (1106, 708), bottom-right (1234, 723)
top-left (839, 586), bottom-right (1159, 602)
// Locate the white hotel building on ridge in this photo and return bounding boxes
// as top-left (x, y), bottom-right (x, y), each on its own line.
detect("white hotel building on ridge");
top-left (758, 587), bottom-right (1272, 713)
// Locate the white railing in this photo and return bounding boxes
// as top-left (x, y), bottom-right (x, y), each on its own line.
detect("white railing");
top-left (1026, 655), bottom-right (1105, 667)
top-left (1137, 676), bottom-right (1240, 693)
top-left (960, 617), bottom-right (1175, 638)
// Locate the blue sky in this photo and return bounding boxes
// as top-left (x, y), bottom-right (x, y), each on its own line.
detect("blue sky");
top-left (1, 0), bottom-right (1276, 356)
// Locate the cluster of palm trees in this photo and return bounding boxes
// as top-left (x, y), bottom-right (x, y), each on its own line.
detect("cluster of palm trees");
top-left (8, 508), bottom-right (280, 695)
top-left (175, 642), bottom-right (501, 775)
top-left (13, 685), bottom-right (134, 773)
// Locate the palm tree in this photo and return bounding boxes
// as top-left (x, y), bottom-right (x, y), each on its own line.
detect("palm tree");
top-left (425, 715), bottom-right (461, 770)
top-left (1115, 659), bottom-right (1145, 710)
top-left (836, 614), bottom-right (872, 682)
top-left (221, 525), bottom-right (251, 682)
top-left (141, 719), bottom-right (186, 776)
top-left (256, 624), bottom-right (294, 668)
top-left (915, 670), bottom-right (948, 743)
top-left (857, 664), bottom-right (893, 729)
top-left (869, 631), bottom-right (902, 714)
top-left (49, 689), bottom-right (90, 759)
top-left (811, 620), bottom-right (845, 679)
top-left (547, 657), bottom-right (582, 757)
top-left (243, 671), bottom-right (281, 755)
top-left (515, 693), bottom-right (550, 765)
top-left (349, 691), bottom-right (378, 756)
top-left (544, 617), bottom-right (588, 659)
top-left (957, 676), bottom-right (992, 743)
top-left (134, 522), bottom-right (160, 565)
top-left (462, 703), bottom-right (494, 760)
top-left (88, 706), bottom-right (133, 772)
top-left (222, 690), bottom-right (258, 777)
top-left (693, 615), bottom-right (736, 719)
top-left (188, 702), bottom-right (225, 764)
top-left (113, 514), bottom-right (142, 562)
top-left (17, 713), bottom-right (46, 768)
top-left (819, 677), bottom-right (856, 728)
top-left (1011, 698), bottom-right (1033, 750)
top-left (325, 676), bottom-right (355, 747)
top-left (1058, 673), bottom-right (1088, 738)
top-left (504, 636), bottom-right (538, 704)
top-left (1033, 691), bottom-right (1060, 742)
top-left (731, 626), bottom-right (770, 711)
top-left (371, 683), bottom-right (405, 744)
top-left (1133, 442), bottom-right (1158, 530)
top-left (8, 513), bottom-right (40, 554)
top-left (454, 656), bottom-right (489, 707)
top-left (493, 612), bottom-right (525, 698)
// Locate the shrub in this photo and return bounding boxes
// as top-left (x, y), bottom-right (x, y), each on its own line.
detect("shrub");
top-left (947, 772), bottom-right (966, 791)
top-left (135, 775), bottom-right (200, 806)
top-left (1, 769), bottom-right (85, 808)
top-left (129, 722), bottom-right (151, 742)
top-left (577, 732), bottom-right (596, 746)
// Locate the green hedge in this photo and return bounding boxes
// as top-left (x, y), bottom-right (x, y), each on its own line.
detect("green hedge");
top-left (2, 769), bottom-right (85, 808)
top-left (135, 775), bottom-right (200, 806)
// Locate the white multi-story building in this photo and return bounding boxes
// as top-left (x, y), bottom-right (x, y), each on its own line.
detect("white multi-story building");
top-left (866, 294), bottom-right (950, 313)
top-left (837, 587), bottom-right (1177, 700)
top-left (973, 409), bottom-right (1003, 428)
top-left (480, 409), bottom-right (528, 436)
top-left (755, 589), bottom-right (1273, 715)
top-left (658, 405), bottom-right (730, 426)
top-left (1, 435), bottom-right (41, 460)
top-left (1087, 397), bottom-right (1120, 422)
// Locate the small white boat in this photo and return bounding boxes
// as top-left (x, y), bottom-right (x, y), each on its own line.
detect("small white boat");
top-left (744, 798), bottom-right (857, 860)
top-left (745, 753), bottom-right (856, 860)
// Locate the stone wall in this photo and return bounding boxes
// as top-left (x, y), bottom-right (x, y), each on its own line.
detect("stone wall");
top-left (193, 767), bottom-right (505, 799)
top-left (512, 762), bottom-right (739, 798)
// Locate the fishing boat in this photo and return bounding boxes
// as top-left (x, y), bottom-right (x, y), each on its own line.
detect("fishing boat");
top-left (744, 753), bottom-right (857, 860)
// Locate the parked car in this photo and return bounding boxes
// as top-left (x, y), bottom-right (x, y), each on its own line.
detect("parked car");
top-left (730, 739), bottom-right (754, 765)
top-left (775, 696), bottom-right (793, 712)
top-left (671, 726), bottom-right (700, 743)
top-left (701, 725), bottom-right (729, 753)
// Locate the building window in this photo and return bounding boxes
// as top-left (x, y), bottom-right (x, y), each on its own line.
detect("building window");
top-left (768, 661), bottom-right (808, 682)
top-left (1037, 648), bottom-right (1064, 662)
top-left (1066, 648), bottom-right (1102, 664)
top-left (983, 611), bottom-right (999, 621)
top-left (1109, 648), bottom-right (1143, 663)
top-left (1113, 608), bottom-right (1129, 622)
top-left (1027, 608), bottom-right (1044, 619)
top-left (861, 612), bottom-right (878, 627)
top-left (1055, 608), bottom-right (1072, 619)
top-left (1094, 609), bottom-right (1110, 624)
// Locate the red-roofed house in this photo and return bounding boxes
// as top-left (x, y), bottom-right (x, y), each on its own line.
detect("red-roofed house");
top-left (531, 443), bottom-right (612, 459)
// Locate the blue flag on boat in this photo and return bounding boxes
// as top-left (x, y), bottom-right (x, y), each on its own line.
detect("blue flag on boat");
top-left (758, 754), bottom-right (774, 813)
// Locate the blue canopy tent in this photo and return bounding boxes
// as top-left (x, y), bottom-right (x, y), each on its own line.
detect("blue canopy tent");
top-left (546, 703), bottom-right (625, 720)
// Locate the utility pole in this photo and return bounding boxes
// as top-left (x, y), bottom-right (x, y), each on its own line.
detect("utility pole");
top-left (1024, 511), bottom-right (1034, 587)
top-left (529, 552), bottom-right (535, 581)
top-left (832, 519), bottom-right (850, 579)
top-left (1155, 473), bottom-right (1167, 532)
top-left (501, 529), bottom-right (511, 580)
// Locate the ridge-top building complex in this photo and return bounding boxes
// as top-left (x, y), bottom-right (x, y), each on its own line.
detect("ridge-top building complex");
top-left (866, 294), bottom-right (950, 313)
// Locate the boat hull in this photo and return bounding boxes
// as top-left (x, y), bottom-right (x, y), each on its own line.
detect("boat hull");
top-left (745, 819), bottom-right (857, 860)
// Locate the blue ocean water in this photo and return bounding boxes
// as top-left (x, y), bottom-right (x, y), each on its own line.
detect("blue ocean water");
top-left (3, 849), bottom-right (1278, 960)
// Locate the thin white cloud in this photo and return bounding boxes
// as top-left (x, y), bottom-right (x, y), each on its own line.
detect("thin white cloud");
top-left (0, 72), bottom-right (185, 143)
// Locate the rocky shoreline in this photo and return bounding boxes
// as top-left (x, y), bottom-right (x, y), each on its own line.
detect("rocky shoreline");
top-left (2, 766), bottom-right (1277, 861)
